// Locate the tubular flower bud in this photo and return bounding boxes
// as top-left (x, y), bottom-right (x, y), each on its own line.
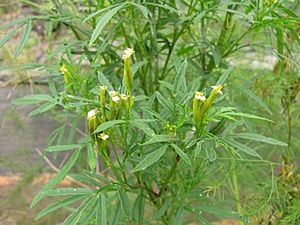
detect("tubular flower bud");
top-left (122, 48), bottom-right (134, 95)
top-left (60, 64), bottom-right (70, 83)
top-left (203, 85), bottom-right (223, 113)
top-left (130, 96), bottom-right (135, 111)
top-left (87, 110), bottom-right (99, 134)
top-left (193, 91), bottom-right (206, 128)
top-left (109, 91), bottom-right (119, 120)
top-left (116, 94), bottom-right (126, 119)
top-left (100, 85), bottom-right (107, 122)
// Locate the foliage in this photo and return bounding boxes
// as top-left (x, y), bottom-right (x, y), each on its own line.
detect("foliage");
top-left (1, 0), bottom-right (300, 224)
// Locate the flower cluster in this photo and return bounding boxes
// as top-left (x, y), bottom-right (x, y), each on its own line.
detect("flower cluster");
top-left (193, 85), bottom-right (223, 130)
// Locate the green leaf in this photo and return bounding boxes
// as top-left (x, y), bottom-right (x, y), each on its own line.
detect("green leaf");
top-left (155, 199), bottom-right (170, 219)
top-left (144, 2), bottom-right (179, 14)
top-left (96, 194), bottom-right (107, 225)
top-left (205, 147), bottom-right (217, 162)
top-left (87, 143), bottom-right (97, 171)
top-left (194, 140), bottom-right (204, 159)
top-left (171, 144), bottom-right (191, 165)
top-left (15, 20), bottom-right (32, 57)
top-left (171, 207), bottom-right (183, 225)
top-left (117, 188), bottom-right (130, 219)
top-left (132, 190), bottom-right (145, 225)
top-left (93, 120), bottom-right (125, 133)
top-left (31, 149), bottom-right (81, 207)
top-left (227, 139), bottom-right (261, 158)
top-left (216, 67), bottom-right (233, 85)
top-left (45, 188), bottom-right (92, 196)
top-left (97, 72), bottom-right (114, 91)
top-left (223, 112), bottom-right (273, 123)
top-left (35, 195), bottom-right (84, 221)
top-left (111, 199), bottom-right (122, 225)
top-left (83, 3), bottom-right (124, 22)
top-left (0, 27), bottom-right (19, 47)
top-left (89, 4), bottom-right (125, 46)
top-left (29, 102), bottom-right (56, 116)
top-left (45, 144), bottom-right (81, 152)
top-left (62, 195), bottom-right (97, 225)
top-left (142, 134), bottom-right (178, 146)
top-left (129, 120), bottom-right (155, 136)
top-left (173, 59), bottom-right (187, 94)
top-left (12, 94), bottom-right (55, 105)
top-left (231, 133), bottom-right (288, 146)
top-left (239, 87), bottom-right (272, 115)
top-left (130, 2), bottom-right (150, 18)
top-left (133, 145), bottom-right (168, 172)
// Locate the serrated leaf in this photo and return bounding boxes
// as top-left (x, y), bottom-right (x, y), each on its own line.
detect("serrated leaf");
top-left (133, 145), bottom-right (168, 172)
top-left (94, 120), bottom-right (125, 133)
top-left (89, 4), bottom-right (125, 46)
top-left (232, 133), bottom-right (288, 146)
top-left (171, 144), bottom-right (191, 165)
top-left (31, 149), bottom-right (81, 207)
top-left (15, 20), bottom-right (32, 57)
top-left (35, 195), bottom-right (84, 221)
top-left (12, 94), bottom-right (55, 105)
top-left (45, 144), bottom-right (81, 152)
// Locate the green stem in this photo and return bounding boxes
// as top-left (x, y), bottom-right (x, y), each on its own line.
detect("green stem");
top-left (232, 162), bottom-right (244, 225)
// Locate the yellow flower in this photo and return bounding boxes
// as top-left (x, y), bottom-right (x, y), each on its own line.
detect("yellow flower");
top-left (194, 91), bottom-right (206, 102)
top-left (60, 64), bottom-right (67, 74)
top-left (122, 48), bottom-right (135, 60)
top-left (87, 109), bottom-right (97, 120)
top-left (99, 133), bottom-right (109, 141)
top-left (211, 85), bottom-right (223, 95)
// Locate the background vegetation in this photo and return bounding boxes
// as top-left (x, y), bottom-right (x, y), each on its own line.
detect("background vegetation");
top-left (0, 0), bottom-right (299, 224)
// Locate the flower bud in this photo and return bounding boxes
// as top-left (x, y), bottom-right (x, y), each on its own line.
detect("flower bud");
top-left (60, 64), bottom-right (70, 83)
top-left (109, 91), bottom-right (119, 120)
top-left (193, 91), bottom-right (206, 128)
top-left (122, 48), bottom-right (134, 95)
top-left (203, 85), bottom-right (223, 113)
top-left (99, 85), bottom-right (107, 122)
top-left (87, 110), bottom-right (99, 134)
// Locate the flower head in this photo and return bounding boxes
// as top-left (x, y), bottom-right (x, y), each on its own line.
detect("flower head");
top-left (112, 95), bottom-right (120, 102)
top-left (122, 48), bottom-right (135, 60)
top-left (60, 64), bottom-right (67, 74)
top-left (87, 109), bottom-right (97, 120)
top-left (120, 94), bottom-right (128, 101)
top-left (109, 91), bottom-right (118, 96)
top-left (211, 85), bottom-right (223, 95)
top-left (99, 133), bottom-right (109, 141)
top-left (194, 91), bottom-right (206, 102)
top-left (100, 85), bottom-right (107, 91)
